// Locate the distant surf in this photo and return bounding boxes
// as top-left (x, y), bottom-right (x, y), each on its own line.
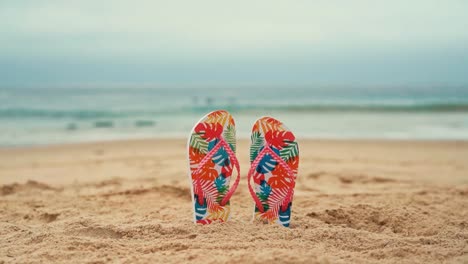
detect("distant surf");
top-left (2, 100), bottom-right (468, 118)
top-left (1, 86), bottom-right (468, 146)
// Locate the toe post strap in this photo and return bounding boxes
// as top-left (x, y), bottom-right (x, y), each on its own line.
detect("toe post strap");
top-left (247, 145), bottom-right (296, 213)
top-left (193, 137), bottom-right (240, 206)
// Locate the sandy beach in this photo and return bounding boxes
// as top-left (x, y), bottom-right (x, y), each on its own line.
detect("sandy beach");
top-left (1, 139), bottom-right (467, 263)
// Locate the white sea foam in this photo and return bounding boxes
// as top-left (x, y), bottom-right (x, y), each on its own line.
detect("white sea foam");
top-left (1, 86), bottom-right (467, 146)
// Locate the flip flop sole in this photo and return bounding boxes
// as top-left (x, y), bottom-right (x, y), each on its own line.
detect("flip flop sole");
top-left (250, 117), bottom-right (299, 227)
top-left (187, 110), bottom-right (237, 224)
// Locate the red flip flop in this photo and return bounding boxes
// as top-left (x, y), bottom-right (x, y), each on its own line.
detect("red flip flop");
top-left (187, 110), bottom-right (240, 224)
top-left (248, 116), bottom-right (299, 227)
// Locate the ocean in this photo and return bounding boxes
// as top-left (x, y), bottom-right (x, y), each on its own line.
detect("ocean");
top-left (1, 86), bottom-right (468, 146)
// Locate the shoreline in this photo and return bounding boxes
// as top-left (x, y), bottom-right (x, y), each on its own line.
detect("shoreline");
top-left (2, 137), bottom-right (468, 151)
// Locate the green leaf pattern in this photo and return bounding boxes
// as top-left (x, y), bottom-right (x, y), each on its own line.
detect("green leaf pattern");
top-left (249, 131), bottom-right (265, 162)
top-left (280, 140), bottom-right (299, 162)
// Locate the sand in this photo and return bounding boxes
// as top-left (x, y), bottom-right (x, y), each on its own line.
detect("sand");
top-left (0, 139), bottom-right (467, 263)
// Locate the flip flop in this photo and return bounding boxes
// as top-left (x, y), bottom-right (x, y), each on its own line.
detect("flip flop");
top-left (187, 110), bottom-right (240, 224)
top-left (248, 116), bottom-right (299, 227)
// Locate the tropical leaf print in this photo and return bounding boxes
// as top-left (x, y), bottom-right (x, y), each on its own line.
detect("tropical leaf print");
top-left (214, 176), bottom-right (228, 194)
top-left (196, 219), bottom-right (213, 225)
top-left (279, 140), bottom-right (299, 162)
top-left (278, 203), bottom-right (292, 227)
top-left (259, 117), bottom-right (285, 134)
top-left (208, 139), bottom-right (229, 166)
top-left (252, 171), bottom-right (265, 185)
top-left (257, 180), bottom-right (272, 201)
top-left (265, 130), bottom-right (295, 149)
top-left (260, 208), bottom-right (278, 222)
top-left (250, 131), bottom-right (265, 162)
top-left (256, 147), bottom-right (280, 174)
top-left (195, 122), bottom-right (223, 142)
top-left (206, 110), bottom-right (229, 126)
top-left (196, 160), bottom-right (218, 181)
top-left (252, 122), bottom-right (259, 132)
top-left (264, 187), bottom-right (289, 220)
top-left (189, 146), bottom-right (204, 173)
top-left (189, 110), bottom-right (237, 224)
top-left (289, 156), bottom-right (299, 175)
top-left (228, 116), bottom-right (235, 126)
top-left (268, 164), bottom-right (295, 188)
top-left (207, 138), bottom-right (218, 151)
top-left (214, 176), bottom-right (229, 204)
top-left (200, 179), bottom-right (220, 210)
top-left (193, 181), bottom-right (205, 205)
top-left (194, 195), bottom-right (208, 220)
top-left (255, 181), bottom-right (271, 213)
top-left (221, 162), bottom-right (233, 178)
top-left (250, 116), bottom-right (299, 227)
top-left (224, 124), bottom-right (236, 152)
top-left (189, 133), bottom-right (208, 154)
top-left (207, 205), bottom-right (230, 221)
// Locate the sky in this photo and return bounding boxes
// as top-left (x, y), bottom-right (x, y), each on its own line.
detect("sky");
top-left (1, 0), bottom-right (468, 88)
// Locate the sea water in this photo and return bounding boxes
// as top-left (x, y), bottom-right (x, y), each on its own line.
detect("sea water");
top-left (1, 86), bottom-right (468, 146)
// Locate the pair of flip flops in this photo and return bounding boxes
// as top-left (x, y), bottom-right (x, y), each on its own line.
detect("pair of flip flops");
top-left (187, 110), bottom-right (299, 227)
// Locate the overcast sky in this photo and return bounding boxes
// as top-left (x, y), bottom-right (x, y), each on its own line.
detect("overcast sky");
top-left (1, 0), bottom-right (468, 87)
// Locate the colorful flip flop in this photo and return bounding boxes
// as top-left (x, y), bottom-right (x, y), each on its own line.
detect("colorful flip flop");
top-left (248, 117), bottom-right (299, 227)
top-left (187, 110), bottom-right (240, 224)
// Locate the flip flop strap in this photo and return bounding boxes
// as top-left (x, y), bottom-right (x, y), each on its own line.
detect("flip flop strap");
top-left (248, 144), bottom-right (296, 213)
top-left (193, 137), bottom-right (240, 206)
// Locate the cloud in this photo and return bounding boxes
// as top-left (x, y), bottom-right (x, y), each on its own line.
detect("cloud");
top-left (1, 0), bottom-right (468, 86)
top-left (2, 1), bottom-right (468, 52)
